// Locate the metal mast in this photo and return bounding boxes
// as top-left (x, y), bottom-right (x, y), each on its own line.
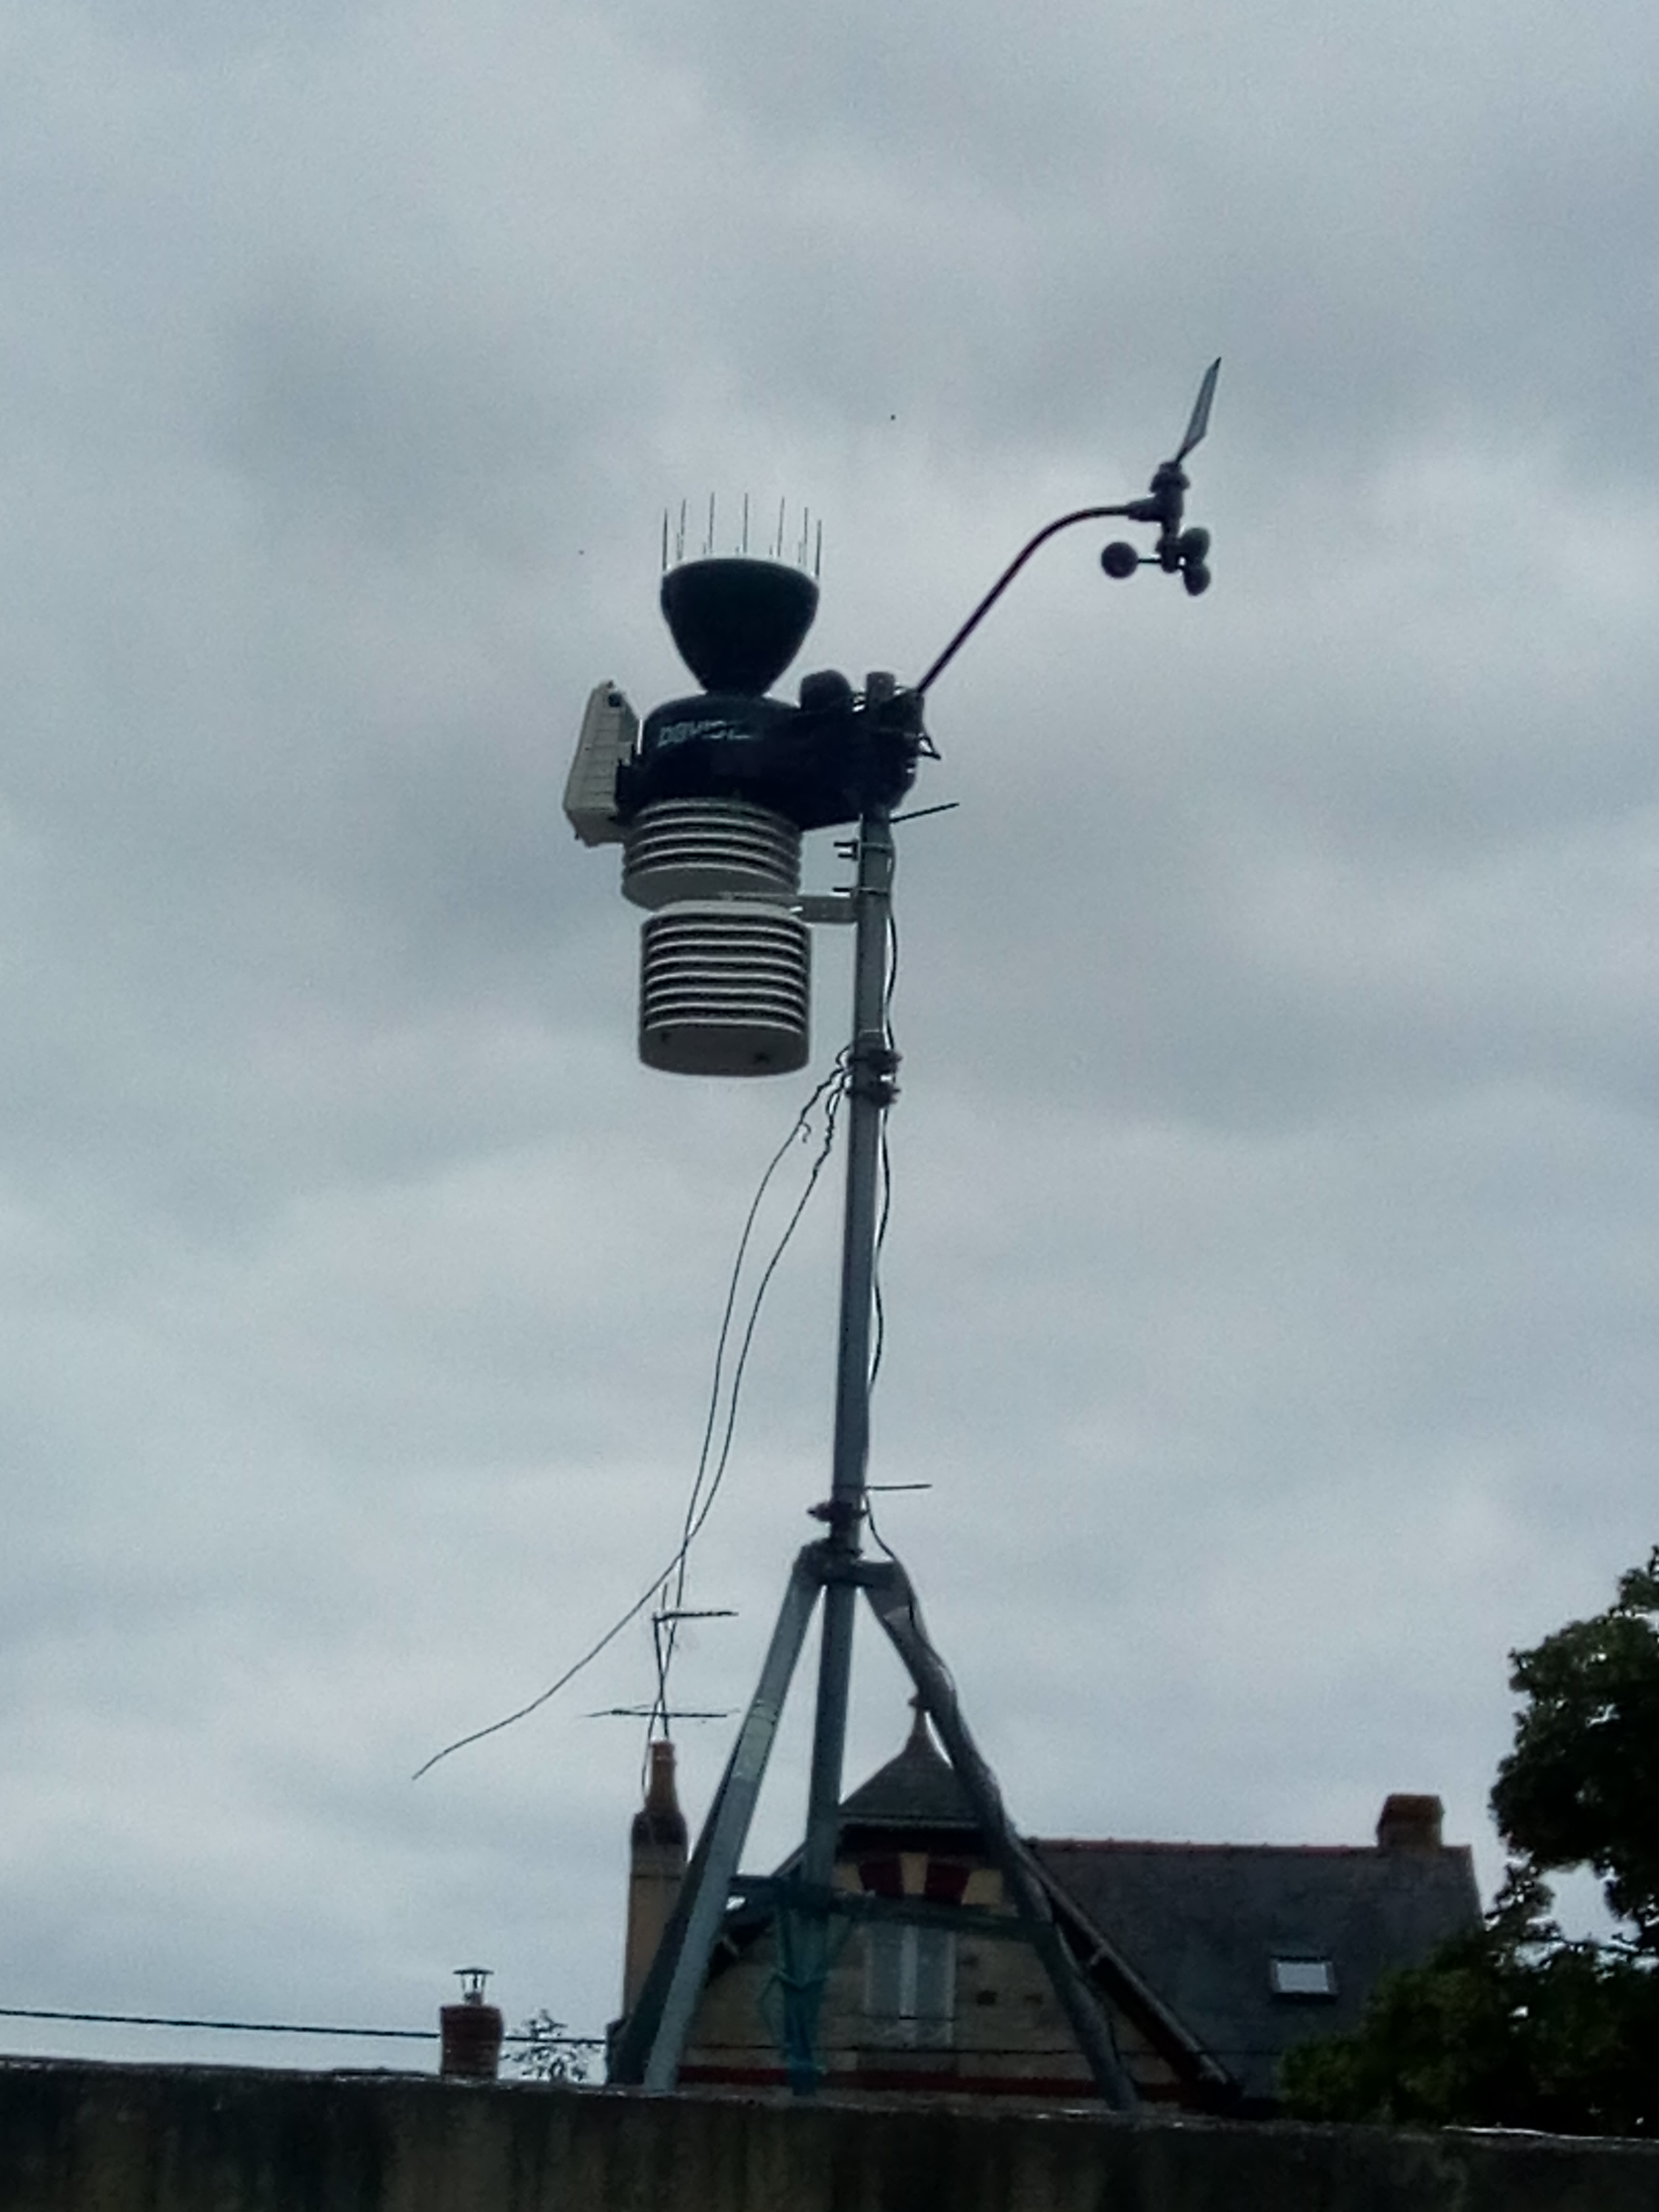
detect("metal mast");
top-left (802, 766), bottom-right (897, 1897)
top-left (604, 364), bottom-right (1219, 2104)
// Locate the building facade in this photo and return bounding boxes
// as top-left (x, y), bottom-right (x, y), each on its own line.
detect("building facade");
top-left (615, 1708), bottom-right (1481, 2112)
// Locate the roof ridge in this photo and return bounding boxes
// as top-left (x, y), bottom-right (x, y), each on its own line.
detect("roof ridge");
top-left (1033, 1837), bottom-right (1385, 1857)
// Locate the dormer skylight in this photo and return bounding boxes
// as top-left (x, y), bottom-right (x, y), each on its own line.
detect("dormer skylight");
top-left (1270, 1956), bottom-right (1336, 1999)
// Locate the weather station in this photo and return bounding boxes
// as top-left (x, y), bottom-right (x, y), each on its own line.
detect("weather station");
top-left (563, 365), bottom-right (1221, 2102)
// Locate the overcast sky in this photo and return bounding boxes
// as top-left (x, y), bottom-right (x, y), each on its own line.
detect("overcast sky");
top-left (3, 0), bottom-right (1656, 2072)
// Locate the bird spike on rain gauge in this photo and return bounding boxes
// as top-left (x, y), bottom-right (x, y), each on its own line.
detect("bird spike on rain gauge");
top-left (561, 366), bottom-right (1219, 2104)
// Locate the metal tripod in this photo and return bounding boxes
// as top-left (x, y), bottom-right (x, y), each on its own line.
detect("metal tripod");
top-left (608, 775), bottom-right (1136, 2106)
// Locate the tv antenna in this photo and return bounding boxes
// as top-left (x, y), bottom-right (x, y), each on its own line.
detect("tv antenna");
top-left (564, 364), bottom-right (1221, 2103)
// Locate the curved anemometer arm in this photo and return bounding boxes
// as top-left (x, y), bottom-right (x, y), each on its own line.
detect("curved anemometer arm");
top-left (914, 358), bottom-right (1221, 699)
top-left (912, 504), bottom-right (1139, 697)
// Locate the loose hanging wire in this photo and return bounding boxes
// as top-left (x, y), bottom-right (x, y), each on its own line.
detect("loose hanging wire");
top-left (413, 1059), bottom-right (849, 1783)
top-left (639, 817), bottom-right (901, 1776)
top-left (648, 1060), bottom-right (849, 1749)
top-left (863, 899), bottom-right (902, 1559)
top-left (669, 1057), bottom-right (848, 1624)
top-left (863, 837), bottom-right (932, 1656)
top-left (867, 851), bottom-right (900, 1398)
top-left (862, 840), bottom-right (955, 1708)
top-left (869, 1119), bottom-right (893, 1395)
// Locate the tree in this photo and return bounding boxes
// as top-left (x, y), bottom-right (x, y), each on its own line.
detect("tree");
top-left (509, 2011), bottom-right (593, 2085)
top-left (1282, 1550), bottom-right (1659, 2135)
top-left (1492, 1549), bottom-right (1659, 1949)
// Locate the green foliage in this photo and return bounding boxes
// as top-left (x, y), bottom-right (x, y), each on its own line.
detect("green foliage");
top-left (510, 2010), bottom-right (592, 2085)
top-left (1492, 1549), bottom-right (1659, 1948)
top-left (1282, 1870), bottom-right (1659, 2134)
top-left (1282, 1552), bottom-right (1659, 2135)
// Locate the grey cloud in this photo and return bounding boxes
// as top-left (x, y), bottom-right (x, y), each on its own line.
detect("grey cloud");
top-left (0, 0), bottom-right (1654, 2066)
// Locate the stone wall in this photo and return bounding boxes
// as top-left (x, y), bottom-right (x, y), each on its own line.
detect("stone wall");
top-left (1, 2058), bottom-right (1656, 2211)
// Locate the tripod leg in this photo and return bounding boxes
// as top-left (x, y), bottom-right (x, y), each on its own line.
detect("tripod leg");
top-left (613, 1544), bottom-right (823, 2090)
top-left (862, 1558), bottom-right (1139, 2110)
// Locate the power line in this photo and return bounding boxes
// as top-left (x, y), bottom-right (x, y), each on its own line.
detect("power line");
top-left (0, 2004), bottom-right (600, 2047)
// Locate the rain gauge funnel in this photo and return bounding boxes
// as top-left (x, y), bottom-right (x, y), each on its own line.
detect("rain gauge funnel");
top-left (659, 558), bottom-right (819, 696)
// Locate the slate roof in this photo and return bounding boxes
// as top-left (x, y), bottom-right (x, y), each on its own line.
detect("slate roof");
top-left (836, 1708), bottom-right (977, 1834)
top-left (1033, 1835), bottom-right (1482, 2104)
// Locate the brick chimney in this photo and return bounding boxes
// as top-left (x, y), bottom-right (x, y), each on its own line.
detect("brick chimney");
top-left (1376, 1793), bottom-right (1443, 1851)
top-left (440, 1967), bottom-right (504, 2081)
top-left (623, 1739), bottom-right (688, 2014)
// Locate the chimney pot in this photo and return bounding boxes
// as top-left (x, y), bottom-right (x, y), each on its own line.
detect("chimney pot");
top-left (623, 1740), bottom-right (689, 2015)
top-left (634, 1738), bottom-right (688, 1849)
top-left (1376, 1793), bottom-right (1443, 1851)
top-left (441, 1969), bottom-right (503, 2080)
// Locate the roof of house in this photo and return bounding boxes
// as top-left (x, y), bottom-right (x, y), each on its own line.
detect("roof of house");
top-left (837, 1705), bottom-right (978, 1834)
top-left (1032, 1834), bottom-right (1482, 2104)
top-left (698, 1706), bottom-right (1482, 2107)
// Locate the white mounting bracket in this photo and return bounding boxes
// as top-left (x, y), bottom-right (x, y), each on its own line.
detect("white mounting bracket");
top-left (794, 893), bottom-right (857, 926)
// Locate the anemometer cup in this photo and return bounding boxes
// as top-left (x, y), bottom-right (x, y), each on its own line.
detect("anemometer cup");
top-left (1101, 528), bottom-right (1213, 594)
top-left (1178, 527), bottom-right (1212, 594)
top-left (661, 558), bottom-right (820, 697)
